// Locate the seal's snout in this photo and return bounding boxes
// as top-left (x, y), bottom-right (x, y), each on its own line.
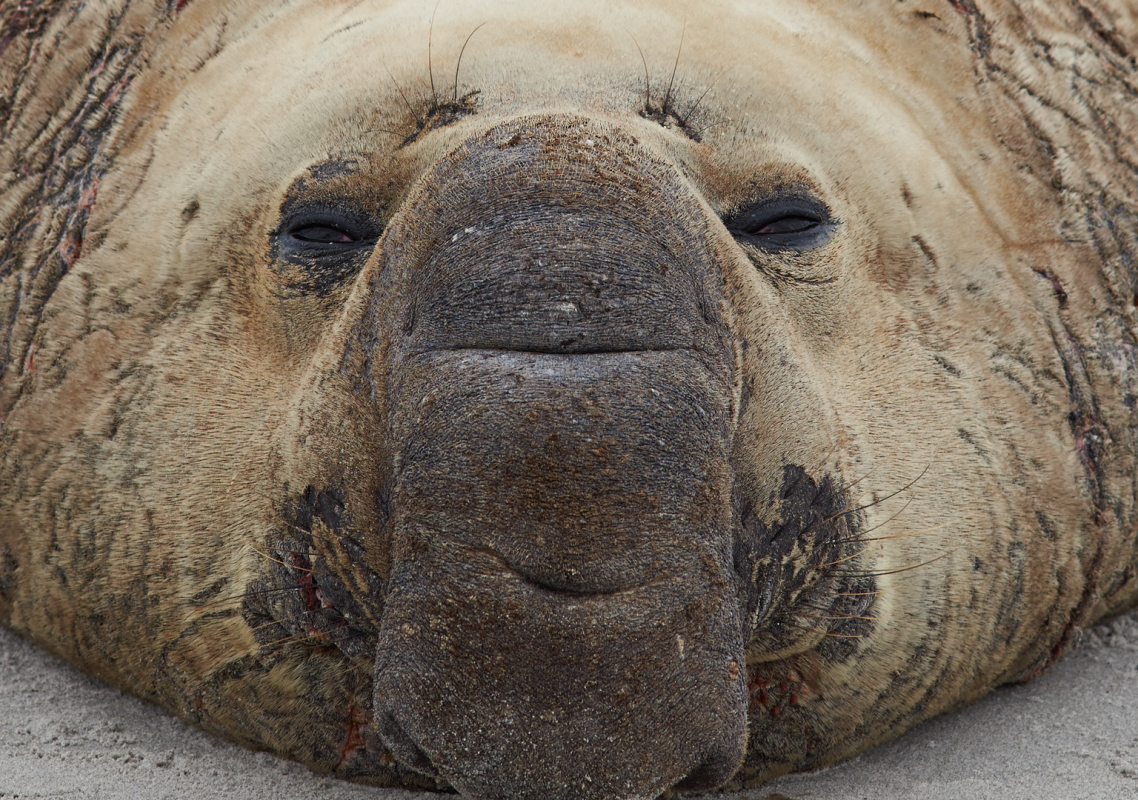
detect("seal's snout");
top-left (368, 116), bottom-right (748, 799)
top-left (372, 347), bottom-right (748, 800)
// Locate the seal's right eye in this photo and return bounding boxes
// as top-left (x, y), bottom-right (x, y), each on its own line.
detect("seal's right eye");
top-left (273, 207), bottom-right (383, 296)
top-left (289, 224), bottom-right (358, 244)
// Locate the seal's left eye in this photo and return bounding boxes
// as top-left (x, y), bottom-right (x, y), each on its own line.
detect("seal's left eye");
top-left (751, 216), bottom-right (819, 235)
top-left (723, 196), bottom-right (834, 252)
top-left (290, 224), bottom-right (357, 244)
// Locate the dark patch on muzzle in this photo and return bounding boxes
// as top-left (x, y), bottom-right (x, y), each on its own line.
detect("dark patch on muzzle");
top-left (244, 486), bottom-right (385, 662)
top-left (367, 116), bottom-right (747, 800)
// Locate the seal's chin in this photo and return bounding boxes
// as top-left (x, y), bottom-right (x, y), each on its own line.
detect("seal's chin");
top-left (371, 563), bottom-right (748, 800)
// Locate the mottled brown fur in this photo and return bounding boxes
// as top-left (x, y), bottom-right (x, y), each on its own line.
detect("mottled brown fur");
top-left (1, 1), bottom-right (1136, 799)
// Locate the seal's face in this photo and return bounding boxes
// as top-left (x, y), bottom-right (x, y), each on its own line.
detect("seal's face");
top-left (1, 1), bottom-right (1118, 799)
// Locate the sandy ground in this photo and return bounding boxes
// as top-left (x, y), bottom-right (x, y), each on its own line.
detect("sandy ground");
top-left (2, 612), bottom-right (1137, 800)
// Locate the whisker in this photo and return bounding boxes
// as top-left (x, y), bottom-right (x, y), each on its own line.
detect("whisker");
top-left (854, 493), bottom-right (916, 536)
top-left (680, 66), bottom-right (728, 127)
top-left (835, 550), bottom-right (954, 578)
top-left (248, 611), bottom-right (315, 634)
top-left (625, 29), bottom-right (651, 112)
top-left (257, 625), bottom-right (377, 655)
top-left (325, 659), bottom-right (371, 683)
top-left (838, 460), bottom-right (886, 494)
top-left (800, 598), bottom-right (877, 612)
top-left (661, 20), bottom-right (686, 116)
top-left (783, 620), bottom-right (867, 640)
top-left (805, 438), bottom-right (843, 482)
top-left (255, 631), bottom-right (318, 651)
top-left (247, 545), bottom-right (336, 577)
top-left (835, 590), bottom-right (880, 598)
top-left (453, 22), bottom-right (487, 104)
top-left (272, 515), bottom-right (343, 546)
top-left (195, 584), bottom-right (307, 612)
top-left (858, 519), bottom-right (958, 544)
top-left (689, 121), bottom-right (722, 138)
top-left (383, 61), bottom-right (424, 127)
top-left (817, 546), bottom-right (868, 569)
top-left (248, 487), bottom-right (362, 547)
top-left (797, 611), bottom-right (882, 623)
top-left (829, 518), bottom-right (958, 552)
top-left (427, 0), bottom-right (442, 111)
top-left (203, 578), bottom-right (375, 614)
top-left (824, 461), bottom-right (934, 526)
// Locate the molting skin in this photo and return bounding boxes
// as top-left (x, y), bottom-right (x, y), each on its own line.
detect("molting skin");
top-left (1, 2), bottom-right (1137, 799)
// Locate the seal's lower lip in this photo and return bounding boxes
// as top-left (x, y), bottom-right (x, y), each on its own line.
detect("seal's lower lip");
top-left (371, 555), bottom-right (749, 800)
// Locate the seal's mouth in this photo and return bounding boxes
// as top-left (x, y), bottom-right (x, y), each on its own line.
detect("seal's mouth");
top-left (240, 385), bottom-right (872, 796)
top-left (241, 458), bottom-right (872, 797)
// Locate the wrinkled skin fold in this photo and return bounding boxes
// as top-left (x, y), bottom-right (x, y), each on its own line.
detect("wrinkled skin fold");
top-left (1, 1), bottom-right (1137, 799)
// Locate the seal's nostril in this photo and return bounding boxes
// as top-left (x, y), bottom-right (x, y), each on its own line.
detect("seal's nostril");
top-left (375, 711), bottom-right (438, 777)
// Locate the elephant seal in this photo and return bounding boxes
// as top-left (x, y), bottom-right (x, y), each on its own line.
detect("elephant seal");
top-left (2, 1), bottom-right (1137, 798)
